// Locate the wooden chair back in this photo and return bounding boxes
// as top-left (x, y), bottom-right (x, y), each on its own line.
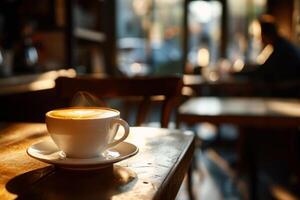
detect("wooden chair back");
top-left (55, 76), bottom-right (183, 128)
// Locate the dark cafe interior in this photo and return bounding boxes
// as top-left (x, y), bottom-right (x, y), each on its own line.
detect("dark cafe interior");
top-left (1, 0), bottom-right (300, 200)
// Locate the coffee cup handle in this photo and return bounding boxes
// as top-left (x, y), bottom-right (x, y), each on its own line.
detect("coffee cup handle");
top-left (106, 118), bottom-right (130, 148)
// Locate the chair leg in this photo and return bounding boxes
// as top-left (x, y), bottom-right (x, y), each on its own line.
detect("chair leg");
top-left (187, 161), bottom-right (195, 200)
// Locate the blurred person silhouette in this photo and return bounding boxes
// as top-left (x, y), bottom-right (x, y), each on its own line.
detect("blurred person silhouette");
top-left (234, 14), bottom-right (300, 82)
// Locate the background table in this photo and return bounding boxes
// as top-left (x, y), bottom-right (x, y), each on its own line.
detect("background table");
top-left (177, 97), bottom-right (300, 200)
top-left (183, 74), bottom-right (300, 97)
top-left (0, 123), bottom-right (194, 200)
top-left (183, 75), bottom-right (253, 97)
top-left (178, 97), bottom-right (300, 127)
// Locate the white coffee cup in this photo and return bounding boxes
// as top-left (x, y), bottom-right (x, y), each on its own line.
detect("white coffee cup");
top-left (46, 107), bottom-right (130, 159)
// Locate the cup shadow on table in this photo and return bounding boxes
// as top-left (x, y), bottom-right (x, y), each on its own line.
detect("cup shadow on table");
top-left (6, 165), bottom-right (137, 200)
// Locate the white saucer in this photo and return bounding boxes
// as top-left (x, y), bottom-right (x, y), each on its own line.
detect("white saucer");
top-left (27, 139), bottom-right (138, 170)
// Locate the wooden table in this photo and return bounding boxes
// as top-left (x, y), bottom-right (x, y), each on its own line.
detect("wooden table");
top-left (0, 69), bottom-right (76, 96)
top-left (0, 69), bottom-right (77, 122)
top-left (0, 123), bottom-right (194, 200)
top-left (178, 97), bottom-right (300, 128)
top-left (177, 97), bottom-right (300, 200)
top-left (183, 74), bottom-right (253, 97)
top-left (182, 74), bottom-right (300, 97)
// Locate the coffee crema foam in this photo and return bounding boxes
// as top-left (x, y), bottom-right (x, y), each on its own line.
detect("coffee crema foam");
top-left (48, 108), bottom-right (117, 119)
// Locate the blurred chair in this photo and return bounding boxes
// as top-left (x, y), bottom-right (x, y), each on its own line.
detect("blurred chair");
top-left (55, 76), bottom-right (183, 128)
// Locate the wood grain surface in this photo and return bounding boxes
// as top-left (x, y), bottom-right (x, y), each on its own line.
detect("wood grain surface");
top-left (0, 123), bottom-right (194, 200)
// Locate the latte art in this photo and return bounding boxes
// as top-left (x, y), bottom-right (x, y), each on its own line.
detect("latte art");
top-left (48, 108), bottom-right (117, 119)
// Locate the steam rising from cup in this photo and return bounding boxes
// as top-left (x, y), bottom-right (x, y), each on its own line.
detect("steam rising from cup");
top-left (71, 91), bottom-right (106, 107)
